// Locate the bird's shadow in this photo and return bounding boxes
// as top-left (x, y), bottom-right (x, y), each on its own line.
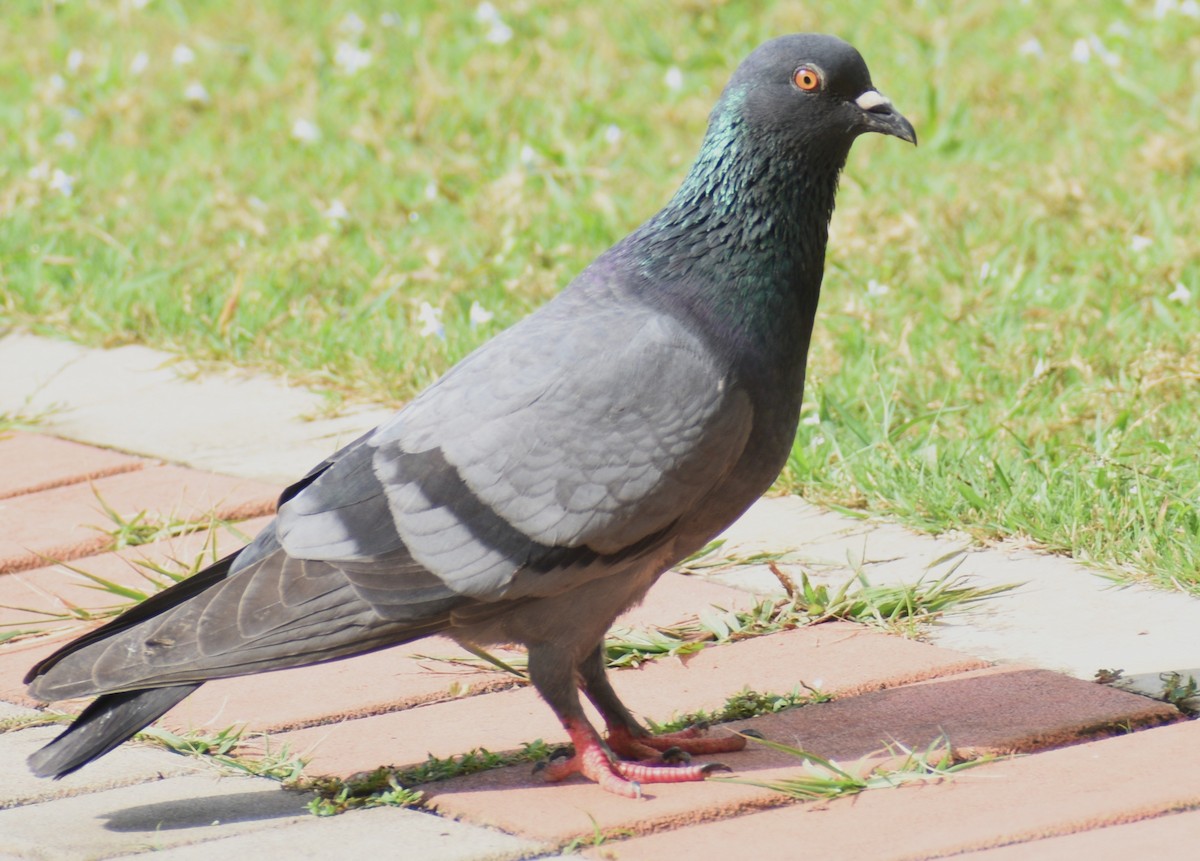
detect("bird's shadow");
top-left (100, 787), bottom-right (314, 832)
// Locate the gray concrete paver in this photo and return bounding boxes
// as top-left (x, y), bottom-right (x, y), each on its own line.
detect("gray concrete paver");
top-left (118, 805), bottom-right (553, 861)
top-left (1, 724), bottom-right (194, 810)
top-left (0, 772), bottom-right (314, 860)
top-left (0, 333), bottom-right (392, 485)
top-left (713, 495), bottom-right (1200, 684)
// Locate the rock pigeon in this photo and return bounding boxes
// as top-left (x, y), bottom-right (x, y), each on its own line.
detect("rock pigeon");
top-left (26, 34), bottom-right (914, 797)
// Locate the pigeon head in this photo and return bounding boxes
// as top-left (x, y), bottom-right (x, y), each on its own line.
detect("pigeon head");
top-left (662, 34), bottom-right (915, 231)
top-left (719, 33), bottom-right (916, 156)
top-left (623, 35), bottom-right (914, 384)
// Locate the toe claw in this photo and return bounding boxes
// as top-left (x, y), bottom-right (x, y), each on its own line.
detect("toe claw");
top-left (659, 746), bottom-right (692, 765)
top-left (740, 728), bottom-right (766, 740)
top-left (700, 761), bottom-right (733, 775)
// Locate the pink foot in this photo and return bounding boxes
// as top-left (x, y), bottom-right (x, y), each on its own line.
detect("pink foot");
top-left (537, 720), bottom-right (736, 797)
top-left (606, 724), bottom-right (747, 762)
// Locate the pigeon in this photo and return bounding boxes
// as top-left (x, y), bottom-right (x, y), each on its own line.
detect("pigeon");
top-left (26, 34), bottom-right (914, 797)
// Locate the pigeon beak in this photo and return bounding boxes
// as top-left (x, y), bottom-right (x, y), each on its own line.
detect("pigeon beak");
top-left (855, 90), bottom-right (917, 145)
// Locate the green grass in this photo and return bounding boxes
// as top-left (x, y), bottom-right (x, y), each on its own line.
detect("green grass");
top-left (138, 723), bottom-right (309, 782)
top-left (0, 508), bottom-right (251, 641)
top-left (647, 686), bottom-right (831, 735)
top-left (89, 489), bottom-right (241, 550)
top-left (2, 2), bottom-right (1197, 589)
top-left (298, 741), bottom-right (557, 815)
top-left (303, 767), bottom-right (425, 817)
top-left (718, 734), bottom-right (989, 801)
top-left (413, 561), bottom-right (1016, 678)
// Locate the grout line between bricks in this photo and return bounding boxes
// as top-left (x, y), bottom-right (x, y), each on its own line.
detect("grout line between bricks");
top-left (0, 460), bottom-right (148, 502)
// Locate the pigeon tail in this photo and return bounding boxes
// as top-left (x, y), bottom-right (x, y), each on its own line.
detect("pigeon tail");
top-left (25, 552), bottom-right (238, 691)
top-left (27, 684), bottom-right (200, 779)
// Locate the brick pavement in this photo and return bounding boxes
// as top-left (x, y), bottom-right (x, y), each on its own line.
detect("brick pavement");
top-left (0, 430), bottom-right (1195, 860)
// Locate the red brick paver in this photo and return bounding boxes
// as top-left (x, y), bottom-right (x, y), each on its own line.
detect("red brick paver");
top-left (0, 464), bottom-right (278, 574)
top-left (162, 636), bottom-right (525, 734)
top-left (592, 718), bottom-right (1200, 860)
top-left (412, 663), bottom-right (1177, 843)
top-left (0, 516), bottom-right (273, 632)
top-left (959, 808), bottom-right (1200, 859)
top-left (271, 623), bottom-right (989, 778)
top-left (0, 432), bottom-right (147, 500)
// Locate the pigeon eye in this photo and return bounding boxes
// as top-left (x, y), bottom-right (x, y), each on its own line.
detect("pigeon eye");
top-left (793, 66), bottom-right (822, 92)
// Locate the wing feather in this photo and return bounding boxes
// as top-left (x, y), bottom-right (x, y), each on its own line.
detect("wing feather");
top-left (276, 295), bottom-right (752, 605)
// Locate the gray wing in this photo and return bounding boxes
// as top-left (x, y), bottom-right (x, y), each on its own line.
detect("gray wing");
top-left (277, 293), bottom-right (754, 601)
top-left (28, 292), bottom-right (753, 699)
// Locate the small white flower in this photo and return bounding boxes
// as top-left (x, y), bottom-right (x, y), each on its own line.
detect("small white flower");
top-left (801, 413), bottom-right (821, 426)
top-left (1088, 35), bottom-right (1120, 68)
top-left (979, 261), bottom-right (991, 282)
top-left (476, 4), bottom-right (513, 43)
top-left (48, 168), bottom-right (75, 196)
top-left (408, 211), bottom-right (420, 223)
top-left (53, 130), bottom-right (77, 149)
top-left (469, 300), bottom-right (494, 328)
top-left (1182, 0), bottom-right (1200, 18)
top-left (130, 51), bottom-right (150, 75)
top-left (1018, 37), bottom-right (1043, 57)
top-left (323, 199), bottom-right (349, 223)
top-left (485, 20), bottom-right (513, 44)
top-left (866, 279), bottom-right (890, 297)
top-left (338, 12), bottom-right (366, 35)
top-left (27, 162), bottom-right (50, 181)
top-left (1168, 282), bottom-right (1191, 303)
top-left (172, 44), bottom-right (195, 66)
top-left (424, 181), bottom-right (438, 201)
top-left (1070, 38), bottom-right (1091, 63)
top-left (333, 42), bottom-right (372, 75)
top-left (183, 81), bottom-right (210, 104)
top-left (291, 118), bottom-right (320, 143)
top-left (519, 144), bottom-right (537, 167)
top-left (604, 124), bottom-right (622, 145)
top-left (380, 12), bottom-right (402, 28)
top-left (664, 66), bottom-right (684, 91)
top-left (1154, 0), bottom-right (1178, 18)
top-left (48, 74), bottom-right (66, 93)
top-left (417, 301), bottom-right (445, 339)
top-left (66, 49), bottom-right (84, 74)
top-left (1130, 235), bottom-right (1152, 253)
top-left (812, 435), bottom-right (826, 447)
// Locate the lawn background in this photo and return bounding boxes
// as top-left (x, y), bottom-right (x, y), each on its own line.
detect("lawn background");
top-left (1, 0), bottom-right (1197, 590)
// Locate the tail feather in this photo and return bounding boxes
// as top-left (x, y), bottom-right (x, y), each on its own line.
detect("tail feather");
top-left (24, 553), bottom-right (238, 687)
top-left (28, 684), bottom-right (200, 779)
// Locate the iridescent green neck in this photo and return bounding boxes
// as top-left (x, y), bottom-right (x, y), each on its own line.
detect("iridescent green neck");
top-left (621, 88), bottom-right (846, 361)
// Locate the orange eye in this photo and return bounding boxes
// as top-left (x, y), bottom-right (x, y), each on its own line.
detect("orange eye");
top-left (793, 66), bottom-right (821, 92)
